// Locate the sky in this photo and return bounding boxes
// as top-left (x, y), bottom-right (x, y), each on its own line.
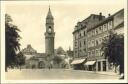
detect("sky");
top-left (5, 0), bottom-right (124, 53)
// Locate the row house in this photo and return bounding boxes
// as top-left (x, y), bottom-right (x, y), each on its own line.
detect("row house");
top-left (72, 9), bottom-right (124, 71)
top-left (85, 9), bottom-right (124, 71)
top-left (72, 14), bottom-right (105, 70)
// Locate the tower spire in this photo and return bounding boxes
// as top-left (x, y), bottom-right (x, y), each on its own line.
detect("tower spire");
top-left (46, 4), bottom-right (53, 19)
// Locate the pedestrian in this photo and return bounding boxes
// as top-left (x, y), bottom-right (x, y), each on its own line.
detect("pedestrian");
top-left (49, 66), bottom-right (50, 70)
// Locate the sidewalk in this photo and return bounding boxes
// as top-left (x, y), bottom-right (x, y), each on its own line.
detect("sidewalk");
top-left (69, 69), bottom-right (120, 76)
top-left (94, 71), bottom-right (119, 76)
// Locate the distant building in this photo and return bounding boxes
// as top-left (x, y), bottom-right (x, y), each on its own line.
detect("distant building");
top-left (72, 9), bottom-right (124, 71)
top-left (22, 45), bottom-right (46, 69)
top-left (22, 44), bottom-right (37, 60)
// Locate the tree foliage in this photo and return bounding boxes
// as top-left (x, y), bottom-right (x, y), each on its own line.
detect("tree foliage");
top-left (56, 46), bottom-right (65, 55)
top-left (16, 52), bottom-right (26, 69)
top-left (5, 14), bottom-right (21, 71)
top-left (101, 31), bottom-right (124, 74)
top-left (53, 56), bottom-right (63, 64)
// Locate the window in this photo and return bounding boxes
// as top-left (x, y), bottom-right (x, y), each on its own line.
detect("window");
top-left (75, 36), bottom-right (76, 40)
top-left (96, 29), bottom-right (98, 34)
top-left (100, 38), bottom-right (102, 44)
top-left (75, 51), bottom-right (77, 54)
top-left (98, 50), bottom-right (100, 56)
top-left (79, 49), bottom-right (81, 52)
top-left (109, 21), bottom-right (112, 25)
top-left (92, 40), bottom-right (95, 47)
top-left (93, 30), bottom-right (95, 35)
top-left (103, 25), bottom-right (105, 32)
top-left (75, 42), bottom-right (77, 47)
top-left (96, 40), bottom-right (99, 46)
top-left (99, 26), bottom-right (102, 31)
top-left (84, 31), bottom-right (86, 36)
top-left (96, 49), bottom-right (98, 56)
top-left (108, 21), bottom-right (113, 29)
top-left (104, 24), bottom-right (106, 28)
top-left (80, 42), bottom-right (82, 47)
top-left (79, 33), bottom-right (81, 37)
top-left (104, 24), bottom-right (107, 31)
top-left (88, 52), bottom-right (90, 56)
top-left (84, 40), bottom-right (86, 45)
top-left (92, 50), bottom-right (95, 55)
top-left (100, 51), bottom-right (103, 56)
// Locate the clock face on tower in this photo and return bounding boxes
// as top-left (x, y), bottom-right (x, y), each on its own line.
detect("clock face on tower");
top-left (48, 26), bottom-right (52, 33)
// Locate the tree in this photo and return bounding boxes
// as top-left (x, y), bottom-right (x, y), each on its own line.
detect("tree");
top-left (5, 14), bottom-right (21, 72)
top-left (56, 47), bottom-right (65, 55)
top-left (53, 56), bottom-right (63, 68)
top-left (16, 52), bottom-right (26, 70)
top-left (101, 31), bottom-right (124, 74)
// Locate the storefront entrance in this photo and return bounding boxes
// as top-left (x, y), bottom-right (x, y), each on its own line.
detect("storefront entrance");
top-left (98, 62), bottom-right (101, 71)
top-left (103, 61), bottom-right (106, 71)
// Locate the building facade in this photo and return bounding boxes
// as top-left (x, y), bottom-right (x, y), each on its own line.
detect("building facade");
top-left (72, 9), bottom-right (124, 71)
top-left (72, 14), bottom-right (105, 70)
top-left (22, 45), bottom-right (47, 69)
top-left (86, 9), bottom-right (124, 71)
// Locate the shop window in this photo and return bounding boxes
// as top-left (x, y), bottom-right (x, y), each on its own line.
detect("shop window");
top-left (98, 62), bottom-right (101, 71)
top-left (103, 61), bottom-right (106, 71)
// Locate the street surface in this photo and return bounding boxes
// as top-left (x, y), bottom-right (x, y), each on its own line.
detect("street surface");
top-left (5, 69), bottom-right (120, 80)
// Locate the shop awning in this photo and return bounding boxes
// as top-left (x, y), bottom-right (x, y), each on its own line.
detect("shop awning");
top-left (71, 59), bottom-right (85, 65)
top-left (84, 61), bottom-right (96, 65)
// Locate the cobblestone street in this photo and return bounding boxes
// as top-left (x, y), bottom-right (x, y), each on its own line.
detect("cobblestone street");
top-left (6, 69), bottom-right (120, 80)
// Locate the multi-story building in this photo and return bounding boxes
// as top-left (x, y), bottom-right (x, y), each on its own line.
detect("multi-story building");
top-left (85, 9), bottom-right (124, 71)
top-left (72, 9), bottom-right (124, 71)
top-left (72, 14), bottom-right (105, 70)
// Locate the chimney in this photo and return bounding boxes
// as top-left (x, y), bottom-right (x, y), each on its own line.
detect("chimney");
top-left (108, 13), bottom-right (111, 17)
top-left (99, 12), bottom-right (102, 21)
top-left (99, 12), bottom-right (102, 16)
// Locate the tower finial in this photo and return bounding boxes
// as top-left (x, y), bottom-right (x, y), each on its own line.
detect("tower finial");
top-left (49, 4), bottom-right (50, 10)
top-left (46, 0), bottom-right (53, 19)
top-left (48, 0), bottom-right (50, 10)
